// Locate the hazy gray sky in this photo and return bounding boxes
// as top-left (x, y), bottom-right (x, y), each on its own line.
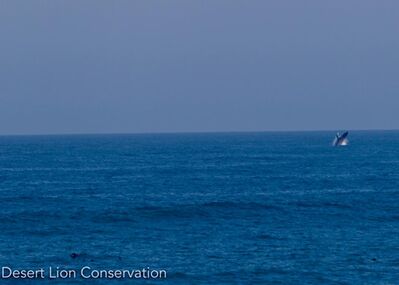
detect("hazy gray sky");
top-left (0, 1), bottom-right (398, 134)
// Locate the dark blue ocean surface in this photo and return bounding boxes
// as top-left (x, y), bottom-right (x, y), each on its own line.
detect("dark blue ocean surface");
top-left (0, 131), bottom-right (399, 284)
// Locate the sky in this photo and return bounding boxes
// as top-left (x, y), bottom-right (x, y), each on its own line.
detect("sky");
top-left (0, 1), bottom-right (398, 135)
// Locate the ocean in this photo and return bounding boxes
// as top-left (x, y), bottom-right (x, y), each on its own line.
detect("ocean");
top-left (0, 131), bottom-right (398, 284)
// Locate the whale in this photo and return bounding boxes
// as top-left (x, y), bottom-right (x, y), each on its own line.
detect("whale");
top-left (333, 131), bottom-right (349, 146)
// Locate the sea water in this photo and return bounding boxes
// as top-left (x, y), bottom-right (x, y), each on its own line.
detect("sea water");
top-left (0, 131), bottom-right (398, 284)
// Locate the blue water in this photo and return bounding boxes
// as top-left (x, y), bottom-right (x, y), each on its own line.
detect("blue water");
top-left (1, 131), bottom-right (399, 284)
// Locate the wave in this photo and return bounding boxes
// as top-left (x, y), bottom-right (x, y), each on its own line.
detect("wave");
top-left (289, 201), bottom-right (354, 210)
top-left (135, 201), bottom-right (280, 219)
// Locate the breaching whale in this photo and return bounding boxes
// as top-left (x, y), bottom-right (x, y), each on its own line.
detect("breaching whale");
top-left (333, 131), bottom-right (349, 146)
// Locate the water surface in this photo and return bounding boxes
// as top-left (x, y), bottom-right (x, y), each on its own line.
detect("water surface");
top-left (0, 131), bottom-right (398, 284)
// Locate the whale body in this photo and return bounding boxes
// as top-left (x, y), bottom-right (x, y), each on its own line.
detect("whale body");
top-left (333, 131), bottom-right (349, 146)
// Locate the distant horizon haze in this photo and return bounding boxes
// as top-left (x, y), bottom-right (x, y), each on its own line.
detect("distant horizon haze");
top-left (1, 1), bottom-right (398, 135)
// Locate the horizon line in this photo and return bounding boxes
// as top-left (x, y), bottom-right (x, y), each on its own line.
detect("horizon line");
top-left (0, 128), bottom-right (398, 137)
